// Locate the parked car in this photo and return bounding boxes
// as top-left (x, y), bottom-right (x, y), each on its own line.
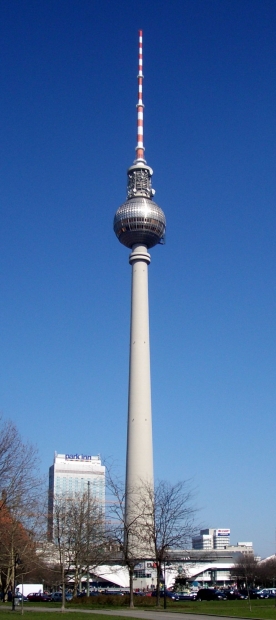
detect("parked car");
top-left (196, 589), bottom-right (227, 601)
top-left (264, 589), bottom-right (276, 598)
top-left (239, 588), bottom-right (259, 599)
top-left (76, 591), bottom-right (102, 597)
top-left (151, 590), bottom-right (179, 600)
top-left (51, 591), bottom-right (73, 602)
top-left (223, 589), bottom-right (248, 600)
top-left (256, 589), bottom-right (273, 599)
top-left (176, 591), bottom-right (197, 601)
top-left (27, 593), bottom-right (51, 602)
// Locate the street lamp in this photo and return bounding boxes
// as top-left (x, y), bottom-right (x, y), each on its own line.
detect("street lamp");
top-left (163, 561), bottom-right (167, 610)
top-left (12, 553), bottom-right (21, 611)
top-left (87, 481), bottom-right (90, 597)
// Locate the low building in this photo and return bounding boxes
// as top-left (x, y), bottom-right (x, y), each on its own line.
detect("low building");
top-left (166, 543), bottom-right (255, 588)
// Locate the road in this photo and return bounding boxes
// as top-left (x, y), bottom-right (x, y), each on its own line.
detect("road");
top-left (64, 610), bottom-right (238, 620)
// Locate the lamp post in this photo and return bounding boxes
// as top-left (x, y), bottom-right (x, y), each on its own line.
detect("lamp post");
top-left (61, 547), bottom-right (65, 613)
top-left (21, 572), bottom-right (24, 615)
top-left (11, 553), bottom-right (20, 611)
top-left (87, 481), bottom-right (90, 597)
top-left (163, 561), bottom-right (167, 610)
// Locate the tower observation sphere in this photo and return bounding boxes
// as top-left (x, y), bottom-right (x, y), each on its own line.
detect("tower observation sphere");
top-left (113, 163), bottom-right (166, 248)
top-left (113, 30), bottom-right (166, 558)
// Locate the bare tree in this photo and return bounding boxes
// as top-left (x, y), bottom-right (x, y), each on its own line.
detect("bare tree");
top-left (106, 467), bottom-right (197, 608)
top-left (232, 553), bottom-right (259, 589)
top-left (0, 419), bottom-right (42, 514)
top-left (232, 553), bottom-right (260, 610)
top-left (52, 498), bottom-right (70, 611)
top-left (52, 490), bottom-right (106, 606)
top-left (0, 418), bottom-right (44, 603)
top-left (257, 556), bottom-right (276, 587)
top-left (106, 466), bottom-right (148, 607)
top-left (139, 480), bottom-right (197, 606)
top-left (0, 501), bottom-right (39, 603)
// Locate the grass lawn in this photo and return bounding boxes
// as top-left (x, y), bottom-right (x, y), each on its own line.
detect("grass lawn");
top-left (172, 598), bottom-right (276, 618)
top-left (0, 613), bottom-right (129, 620)
top-left (0, 599), bottom-right (275, 620)
top-left (69, 596), bottom-right (276, 618)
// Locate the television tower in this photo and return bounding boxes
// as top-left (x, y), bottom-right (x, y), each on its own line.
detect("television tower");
top-left (113, 30), bottom-right (166, 542)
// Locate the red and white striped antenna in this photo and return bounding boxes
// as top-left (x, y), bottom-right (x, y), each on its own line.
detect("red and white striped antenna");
top-left (135, 29), bottom-right (145, 162)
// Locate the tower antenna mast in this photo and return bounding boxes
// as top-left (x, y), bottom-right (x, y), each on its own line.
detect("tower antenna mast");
top-left (136, 29), bottom-right (145, 162)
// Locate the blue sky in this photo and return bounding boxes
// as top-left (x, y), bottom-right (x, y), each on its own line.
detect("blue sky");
top-left (0, 0), bottom-right (276, 558)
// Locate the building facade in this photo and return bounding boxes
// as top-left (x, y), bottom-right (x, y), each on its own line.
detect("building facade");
top-left (48, 452), bottom-right (105, 538)
top-left (192, 528), bottom-right (231, 550)
top-left (164, 544), bottom-right (255, 589)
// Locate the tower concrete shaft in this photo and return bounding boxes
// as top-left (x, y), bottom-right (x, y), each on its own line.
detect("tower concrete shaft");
top-left (125, 244), bottom-right (153, 517)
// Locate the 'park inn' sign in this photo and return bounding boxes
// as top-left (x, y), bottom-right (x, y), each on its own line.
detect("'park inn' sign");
top-left (65, 454), bottom-right (92, 461)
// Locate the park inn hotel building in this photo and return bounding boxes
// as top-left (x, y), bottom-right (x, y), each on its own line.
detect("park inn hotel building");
top-left (48, 452), bottom-right (105, 539)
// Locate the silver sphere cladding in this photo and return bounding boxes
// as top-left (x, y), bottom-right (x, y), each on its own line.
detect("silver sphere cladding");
top-left (113, 197), bottom-right (166, 249)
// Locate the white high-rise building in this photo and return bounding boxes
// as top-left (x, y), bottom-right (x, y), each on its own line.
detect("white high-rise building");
top-left (48, 452), bottom-right (105, 538)
top-left (192, 528), bottom-right (231, 550)
top-left (214, 528), bottom-right (231, 549)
